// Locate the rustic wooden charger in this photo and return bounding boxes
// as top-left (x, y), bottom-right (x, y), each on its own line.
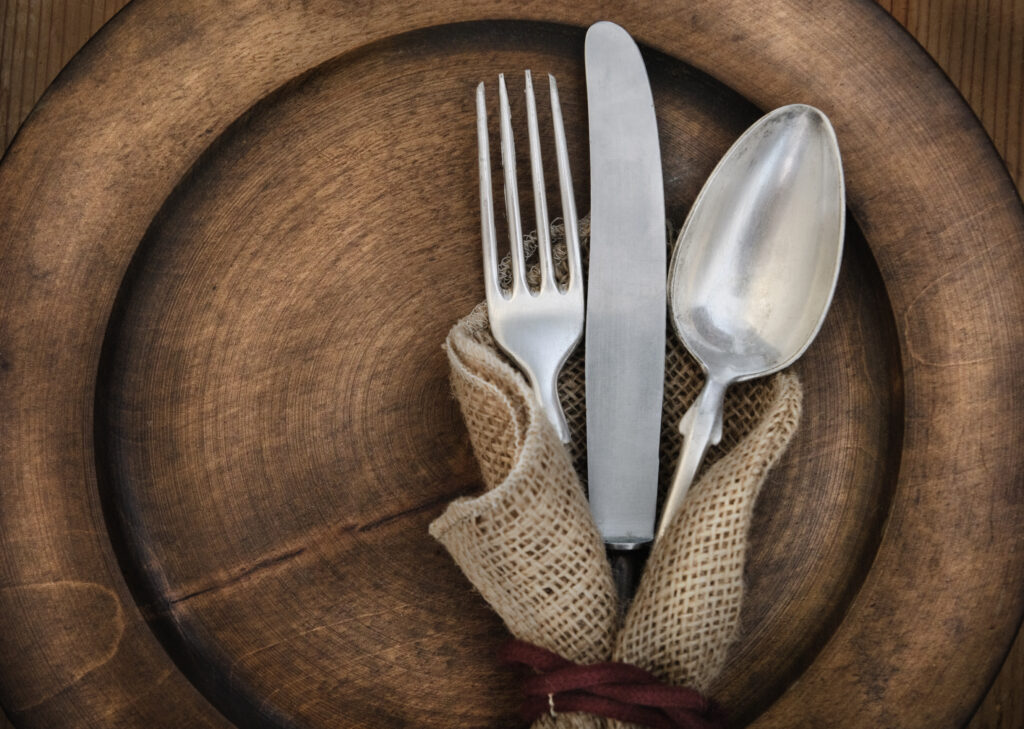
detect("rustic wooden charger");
top-left (1, 0), bottom-right (1022, 727)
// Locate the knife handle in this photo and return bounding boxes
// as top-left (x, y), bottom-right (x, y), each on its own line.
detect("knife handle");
top-left (655, 377), bottom-right (728, 542)
top-left (609, 546), bottom-right (649, 611)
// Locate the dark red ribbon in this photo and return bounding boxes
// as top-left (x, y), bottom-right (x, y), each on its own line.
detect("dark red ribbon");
top-left (499, 639), bottom-right (727, 729)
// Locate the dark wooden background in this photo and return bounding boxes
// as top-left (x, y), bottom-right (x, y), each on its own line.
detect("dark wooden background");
top-left (1, 1), bottom-right (1021, 727)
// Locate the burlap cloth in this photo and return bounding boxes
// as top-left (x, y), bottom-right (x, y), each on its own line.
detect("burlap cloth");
top-left (429, 221), bottom-right (803, 728)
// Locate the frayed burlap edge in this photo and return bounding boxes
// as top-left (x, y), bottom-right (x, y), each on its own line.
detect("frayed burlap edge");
top-left (613, 373), bottom-right (802, 692)
top-left (430, 307), bottom-right (802, 729)
top-left (429, 306), bottom-right (619, 667)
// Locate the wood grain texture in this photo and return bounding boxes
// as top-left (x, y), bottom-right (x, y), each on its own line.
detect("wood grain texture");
top-left (877, 0), bottom-right (1024, 187)
top-left (0, 0), bottom-right (127, 147)
top-left (0, 1), bottom-right (1019, 729)
top-left (871, 5), bottom-right (1024, 728)
top-left (1, 0), bottom-right (1022, 191)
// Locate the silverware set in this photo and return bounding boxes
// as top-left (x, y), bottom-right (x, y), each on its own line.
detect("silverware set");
top-left (476, 22), bottom-right (844, 574)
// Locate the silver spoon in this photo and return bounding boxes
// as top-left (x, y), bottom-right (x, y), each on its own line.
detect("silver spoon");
top-left (655, 104), bottom-right (845, 542)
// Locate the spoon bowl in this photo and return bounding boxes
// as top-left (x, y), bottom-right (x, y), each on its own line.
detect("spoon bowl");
top-left (656, 104), bottom-right (845, 541)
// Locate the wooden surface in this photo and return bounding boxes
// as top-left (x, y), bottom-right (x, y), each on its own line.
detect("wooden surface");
top-left (876, 0), bottom-right (1024, 190)
top-left (2, 0), bottom-right (1022, 190)
top-left (0, 1), bottom-right (1022, 728)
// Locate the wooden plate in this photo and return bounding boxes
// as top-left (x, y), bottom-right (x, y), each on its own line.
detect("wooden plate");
top-left (1, 1), bottom-right (1022, 727)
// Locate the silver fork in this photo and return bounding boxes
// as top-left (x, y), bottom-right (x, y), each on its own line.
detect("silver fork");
top-left (476, 71), bottom-right (584, 444)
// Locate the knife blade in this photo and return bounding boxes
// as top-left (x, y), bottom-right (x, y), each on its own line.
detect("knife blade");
top-left (585, 22), bottom-right (666, 551)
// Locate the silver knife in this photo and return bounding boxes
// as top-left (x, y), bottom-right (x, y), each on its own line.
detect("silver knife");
top-left (585, 22), bottom-right (666, 553)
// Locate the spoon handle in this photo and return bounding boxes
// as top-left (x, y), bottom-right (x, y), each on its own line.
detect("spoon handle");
top-left (655, 376), bottom-right (728, 542)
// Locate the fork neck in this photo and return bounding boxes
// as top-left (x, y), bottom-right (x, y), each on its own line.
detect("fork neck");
top-left (530, 372), bottom-right (571, 444)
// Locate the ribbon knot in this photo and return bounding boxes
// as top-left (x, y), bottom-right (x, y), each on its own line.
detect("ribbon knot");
top-left (500, 640), bottom-right (727, 729)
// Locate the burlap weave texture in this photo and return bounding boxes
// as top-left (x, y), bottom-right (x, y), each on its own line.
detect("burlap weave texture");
top-left (429, 225), bottom-right (803, 728)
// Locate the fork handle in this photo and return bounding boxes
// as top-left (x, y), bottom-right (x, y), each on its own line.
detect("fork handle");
top-left (531, 371), bottom-right (570, 444)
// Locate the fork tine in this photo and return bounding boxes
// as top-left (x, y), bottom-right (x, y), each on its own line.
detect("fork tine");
top-left (549, 73), bottom-right (581, 294)
top-left (498, 74), bottom-right (528, 294)
top-left (524, 70), bottom-right (555, 292)
top-left (476, 82), bottom-right (502, 304)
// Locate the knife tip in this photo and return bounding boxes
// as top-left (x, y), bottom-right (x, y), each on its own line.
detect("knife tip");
top-left (586, 20), bottom-right (626, 39)
top-left (585, 21), bottom-right (638, 55)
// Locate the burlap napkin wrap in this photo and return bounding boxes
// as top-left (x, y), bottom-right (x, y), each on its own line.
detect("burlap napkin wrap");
top-left (429, 225), bottom-right (803, 728)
